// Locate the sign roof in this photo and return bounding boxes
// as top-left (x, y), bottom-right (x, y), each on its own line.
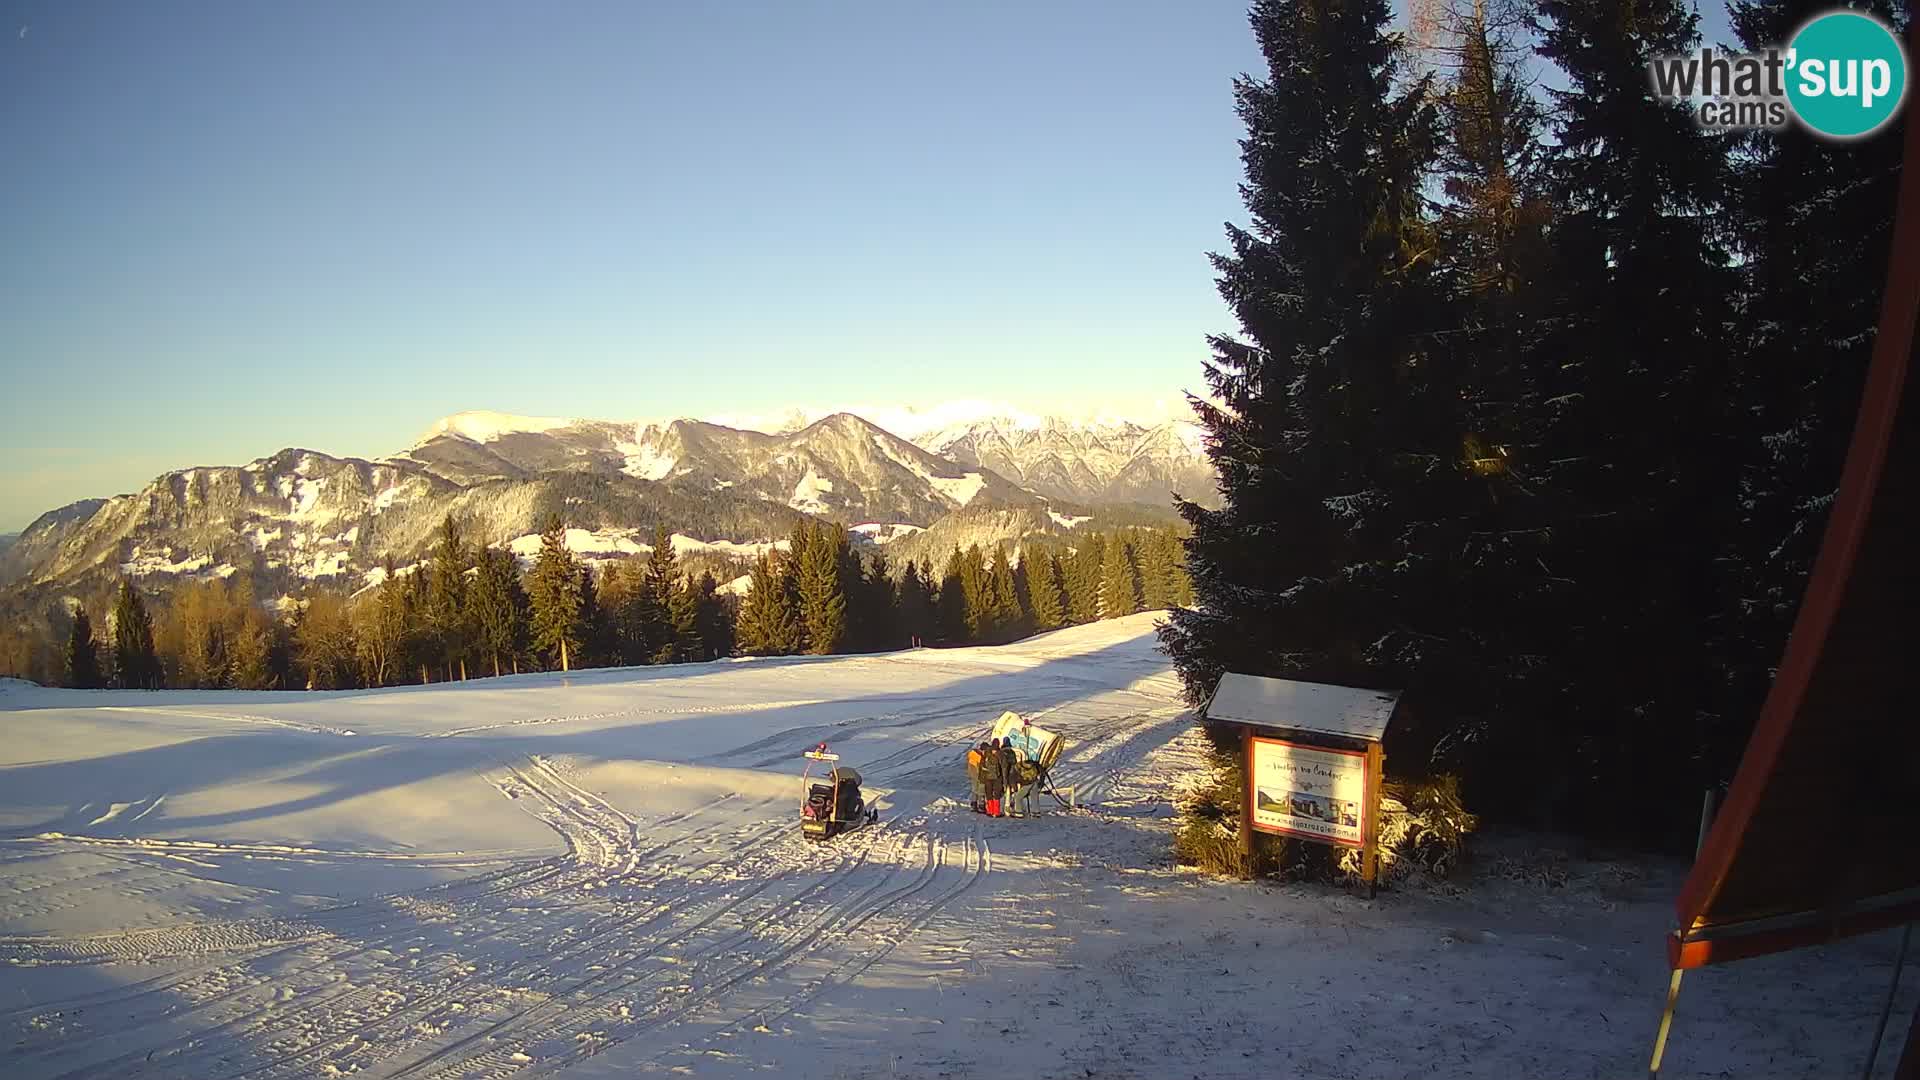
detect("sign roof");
top-left (1204, 673), bottom-right (1399, 742)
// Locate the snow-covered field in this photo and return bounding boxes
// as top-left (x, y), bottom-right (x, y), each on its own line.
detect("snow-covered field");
top-left (2, 614), bottom-right (1911, 1079)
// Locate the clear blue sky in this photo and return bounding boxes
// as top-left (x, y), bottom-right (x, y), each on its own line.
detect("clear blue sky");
top-left (0, 1), bottom-right (1738, 533)
top-left (0, 1), bottom-right (1268, 531)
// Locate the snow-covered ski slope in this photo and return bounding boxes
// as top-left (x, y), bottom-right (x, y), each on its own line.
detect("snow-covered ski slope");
top-left (2, 613), bottom-right (1911, 1079)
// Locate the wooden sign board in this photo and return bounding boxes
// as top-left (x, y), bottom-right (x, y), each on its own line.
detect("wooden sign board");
top-left (1207, 674), bottom-right (1396, 888)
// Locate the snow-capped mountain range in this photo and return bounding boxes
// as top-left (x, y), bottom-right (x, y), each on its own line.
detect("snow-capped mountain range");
top-left (406, 404), bottom-right (1214, 509)
top-left (0, 405), bottom-right (1214, 603)
top-left (397, 411), bottom-right (1041, 523)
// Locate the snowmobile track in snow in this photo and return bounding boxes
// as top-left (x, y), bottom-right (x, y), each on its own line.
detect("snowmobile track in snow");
top-left (4, 757), bottom-right (793, 1080)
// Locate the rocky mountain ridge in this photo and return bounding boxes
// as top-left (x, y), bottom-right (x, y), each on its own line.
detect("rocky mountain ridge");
top-left (1, 406), bottom-right (1205, 607)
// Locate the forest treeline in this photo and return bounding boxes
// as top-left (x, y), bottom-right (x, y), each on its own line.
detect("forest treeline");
top-left (1158, 0), bottom-right (1908, 847)
top-left (28, 515), bottom-right (1190, 692)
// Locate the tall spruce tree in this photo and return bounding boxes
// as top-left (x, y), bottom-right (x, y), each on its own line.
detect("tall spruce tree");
top-left (936, 550), bottom-right (970, 644)
top-left (1157, 0), bottom-right (1442, 707)
top-left (425, 514), bottom-right (471, 681)
top-left (795, 522), bottom-right (849, 655)
top-left (112, 580), bottom-right (160, 689)
top-left (736, 553), bottom-right (799, 656)
top-left (1716, 0), bottom-right (1911, 775)
top-left (1010, 551), bottom-right (1036, 639)
top-left (897, 559), bottom-right (935, 645)
top-left (1026, 547), bottom-right (1067, 632)
top-left (596, 559), bottom-right (643, 665)
top-left (65, 606), bottom-right (101, 688)
top-left (1530, 0), bottom-right (1740, 838)
top-left (577, 563), bottom-right (616, 668)
top-left (1137, 530), bottom-right (1180, 611)
top-left (467, 546), bottom-right (527, 677)
top-left (692, 571), bottom-right (734, 661)
top-left (1412, 0), bottom-right (1560, 753)
top-left (640, 524), bottom-right (681, 660)
top-left (662, 574), bottom-right (701, 663)
top-left (527, 516), bottom-right (584, 671)
top-left (852, 553), bottom-right (901, 652)
top-left (984, 547), bottom-right (1023, 642)
top-left (1099, 532), bottom-right (1142, 619)
top-left (1062, 542), bottom-right (1102, 625)
top-left (958, 545), bottom-right (990, 642)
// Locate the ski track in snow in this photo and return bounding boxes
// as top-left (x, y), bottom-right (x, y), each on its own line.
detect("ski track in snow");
top-left (1, 750), bottom-right (1003, 1080)
top-left (96, 706), bottom-right (360, 738)
top-left (0, 621), bottom-right (1187, 1079)
top-left (8, 614), bottom-right (1893, 1079)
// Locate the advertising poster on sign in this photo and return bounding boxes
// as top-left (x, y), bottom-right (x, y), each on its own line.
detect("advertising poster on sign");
top-left (989, 711), bottom-right (1062, 768)
top-left (1248, 737), bottom-right (1368, 847)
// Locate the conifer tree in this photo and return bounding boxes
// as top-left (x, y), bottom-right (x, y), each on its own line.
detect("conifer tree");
top-left (425, 514), bottom-right (472, 681)
top-left (1099, 532), bottom-right (1142, 619)
top-left (778, 547), bottom-right (806, 651)
top-left (112, 580), bottom-right (160, 689)
top-left (1157, 0), bottom-right (1441, 706)
top-left (796, 522), bottom-right (849, 654)
top-left (1716, 0), bottom-right (1910, 771)
top-left (577, 563), bottom-right (615, 667)
top-left (737, 553), bottom-right (799, 655)
top-left (467, 546), bottom-right (527, 677)
top-left (662, 574), bottom-right (700, 663)
top-left (65, 606), bottom-right (101, 688)
top-left (851, 552), bottom-right (900, 652)
top-left (1159, 534), bottom-right (1190, 611)
top-left (936, 550), bottom-right (970, 644)
top-left (1026, 546), bottom-right (1067, 632)
top-left (1431, 0), bottom-right (1549, 307)
top-left (1010, 552), bottom-right (1036, 639)
top-left (527, 516), bottom-right (584, 672)
top-left (1137, 530), bottom-right (1180, 612)
top-left (896, 559), bottom-right (935, 646)
top-left (640, 524), bottom-right (681, 660)
top-left (404, 564), bottom-right (433, 683)
top-left (957, 545), bottom-right (990, 642)
top-left (594, 558), bottom-right (639, 664)
top-left (693, 570), bottom-right (733, 660)
top-left (1529, 0), bottom-right (1740, 836)
top-left (1063, 542), bottom-right (1102, 626)
top-left (985, 547), bottom-right (1023, 643)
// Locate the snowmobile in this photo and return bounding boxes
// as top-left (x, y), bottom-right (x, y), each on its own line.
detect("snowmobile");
top-left (800, 743), bottom-right (878, 840)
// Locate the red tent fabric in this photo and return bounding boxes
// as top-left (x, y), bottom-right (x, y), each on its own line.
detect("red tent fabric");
top-left (1669, 90), bottom-right (1920, 971)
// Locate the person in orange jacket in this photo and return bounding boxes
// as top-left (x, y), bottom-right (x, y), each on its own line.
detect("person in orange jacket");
top-left (966, 740), bottom-right (988, 812)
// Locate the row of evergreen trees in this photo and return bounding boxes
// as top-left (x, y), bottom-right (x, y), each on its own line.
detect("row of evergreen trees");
top-left (56, 516), bottom-right (1192, 689)
top-left (1160, 0), bottom-right (1909, 846)
top-left (735, 522), bottom-right (1193, 655)
top-left (293, 515), bottom-right (736, 689)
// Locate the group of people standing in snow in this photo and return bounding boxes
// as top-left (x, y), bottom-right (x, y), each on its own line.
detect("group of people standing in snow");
top-left (967, 737), bottom-right (1043, 817)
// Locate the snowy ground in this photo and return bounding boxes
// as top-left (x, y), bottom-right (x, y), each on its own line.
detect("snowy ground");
top-left (2, 613), bottom-right (1912, 1079)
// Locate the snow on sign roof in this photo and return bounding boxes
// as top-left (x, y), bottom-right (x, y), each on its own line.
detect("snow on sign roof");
top-left (1203, 673), bottom-right (1400, 742)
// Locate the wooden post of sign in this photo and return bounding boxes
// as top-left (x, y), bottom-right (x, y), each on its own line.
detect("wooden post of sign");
top-left (1240, 725), bottom-right (1257, 879)
top-left (1360, 741), bottom-right (1384, 898)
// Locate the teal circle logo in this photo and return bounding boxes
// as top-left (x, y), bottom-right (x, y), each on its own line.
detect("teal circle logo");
top-left (1786, 11), bottom-right (1908, 139)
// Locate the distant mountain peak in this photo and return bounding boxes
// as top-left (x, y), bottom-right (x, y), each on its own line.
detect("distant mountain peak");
top-left (418, 410), bottom-right (577, 445)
